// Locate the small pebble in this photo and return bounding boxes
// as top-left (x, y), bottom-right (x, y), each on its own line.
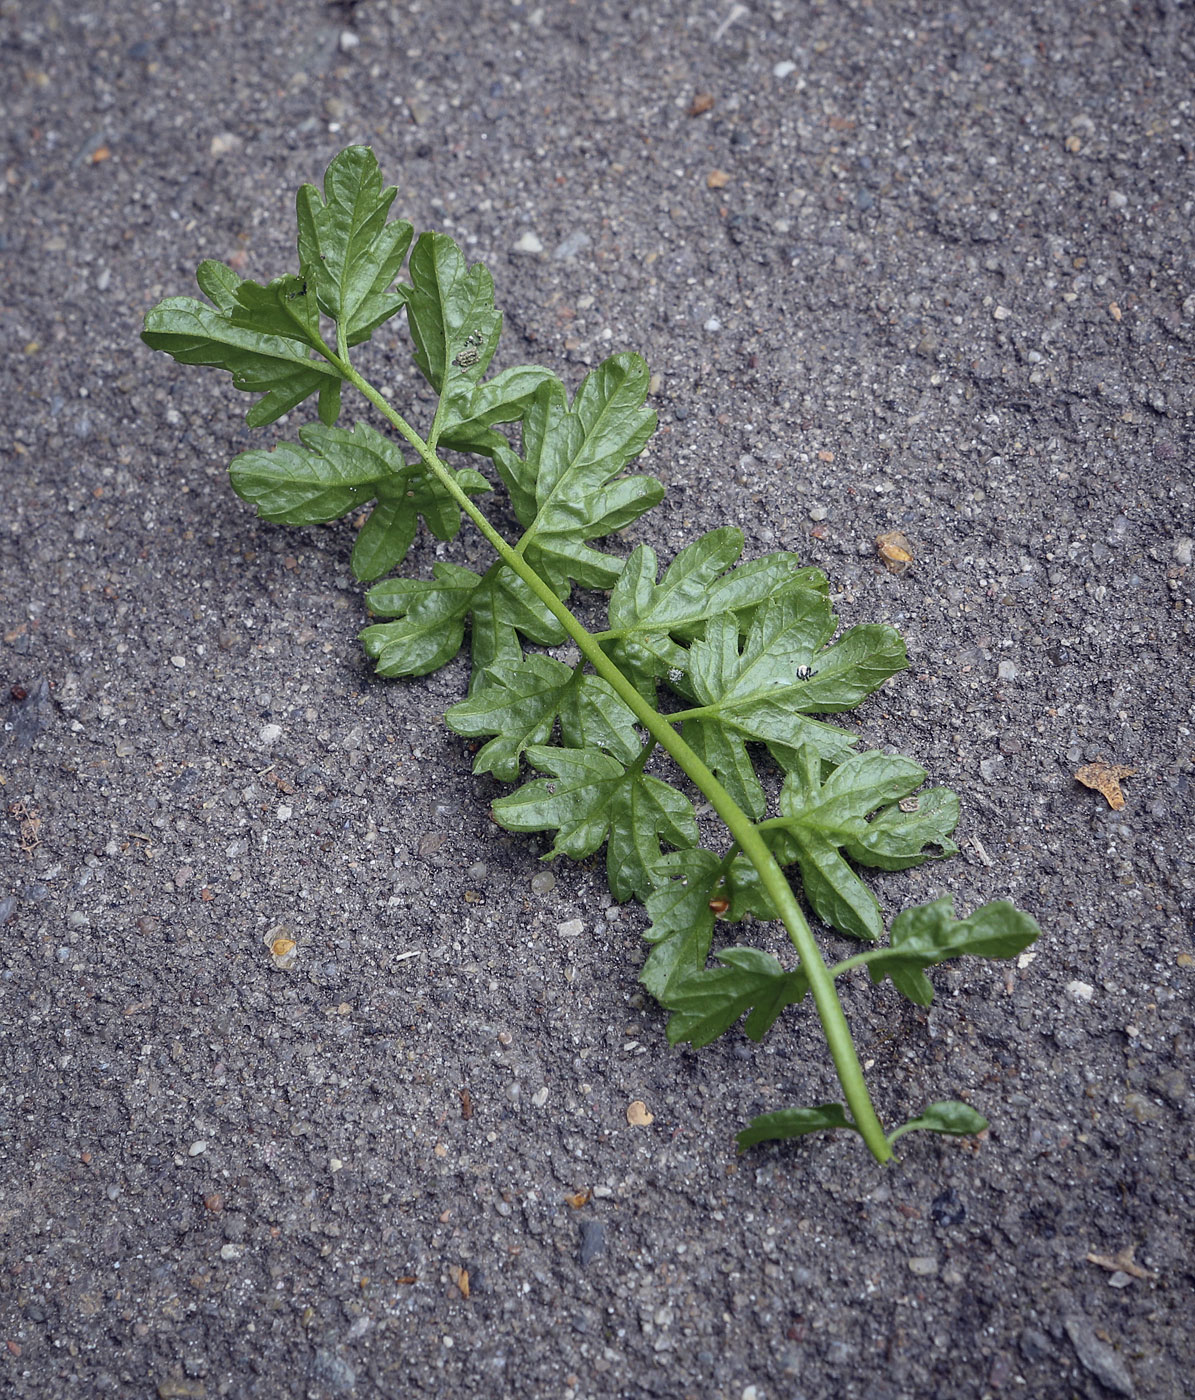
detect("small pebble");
top-left (773, 60), bottom-right (796, 78)
top-left (808, 504), bottom-right (828, 521)
top-left (1066, 980), bottom-right (1094, 1003)
top-left (1174, 537), bottom-right (1193, 566)
top-left (1123, 1091), bottom-right (1163, 1124)
top-left (997, 659), bottom-right (1018, 681)
top-left (276, 805), bottom-right (293, 822)
top-left (258, 723), bottom-right (282, 746)
top-left (704, 316), bottom-right (722, 332)
top-left (513, 231), bottom-right (544, 255)
top-left (531, 1087), bottom-right (549, 1107)
top-left (339, 29), bottom-right (359, 50)
top-left (210, 132), bottom-right (242, 158)
top-left (578, 1219), bottom-right (605, 1266)
top-left (993, 305), bottom-right (1012, 321)
top-left (557, 919), bottom-right (583, 938)
top-left (219, 1243), bottom-right (242, 1261)
top-left (908, 1256), bottom-right (938, 1277)
top-left (1107, 190), bottom-right (1127, 209)
top-left (531, 871), bottom-right (556, 895)
top-left (466, 861), bottom-right (488, 880)
top-left (188, 1140), bottom-right (208, 1156)
top-left (553, 230), bottom-right (591, 260)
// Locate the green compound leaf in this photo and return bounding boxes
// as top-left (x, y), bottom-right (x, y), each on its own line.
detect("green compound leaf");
top-left (363, 560), bottom-right (568, 681)
top-left (492, 745), bottom-right (698, 902)
top-left (844, 785), bottom-right (960, 871)
top-left (601, 528), bottom-right (827, 698)
top-left (661, 946), bottom-right (810, 1049)
top-left (228, 421), bottom-right (488, 580)
top-left (680, 595), bottom-right (907, 817)
top-left (296, 144), bottom-right (413, 347)
top-left (639, 848), bottom-right (722, 1001)
top-left (350, 465), bottom-right (490, 582)
top-left (499, 356), bottom-right (663, 595)
top-left (445, 654), bottom-right (641, 783)
top-left (887, 1100), bottom-right (989, 1146)
top-left (722, 747), bottom-right (959, 938)
top-left (467, 567), bottom-right (567, 676)
top-left (229, 420), bottom-right (403, 524)
top-left (438, 364), bottom-right (560, 461)
top-left (736, 1103), bottom-right (859, 1152)
top-left (863, 896), bottom-right (1041, 1006)
top-left (361, 562), bottom-right (480, 676)
top-left (142, 261), bottom-right (342, 428)
top-left (405, 231), bottom-right (503, 404)
top-left (227, 272), bottom-right (323, 346)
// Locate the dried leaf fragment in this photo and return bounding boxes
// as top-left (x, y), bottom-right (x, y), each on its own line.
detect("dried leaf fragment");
top-left (876, 531), bottom-right (914, 574)
top-left (706, 169), bottom-right (731, 189)
top-left (1075, 759), bottom-right (1136, 810)
top-left (1086, 1245), bottom-right (1156, 1282)
top-left (448, 1264), bottom-right (471, 1299)
top-left (689, 93), bottom-right (715, 117)
top-left (564, 1189), bottom-right (591, 1209)
top-left (626, 1099), bottom-right (654, 1126)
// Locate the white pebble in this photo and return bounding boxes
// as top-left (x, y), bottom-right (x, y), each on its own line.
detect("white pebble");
top-left (997, 659), bottom-right (1018, 681)
top-left (704, 316), bottom-right (722, 332)
top-left (1174, 537), bottom-right (1193, 566)
top-left (1065, 980), bottom-right (1094, 1003)
top-left (276, 805), bottom-right (293, 822)
top-left (259, 723), bottom-right (282, 745)
top-left (170, 655), bottom-right (186, 669)
top-left (339, 29), bottom-right (360, 50)
top-left (557, 919), bottom-right (584, 938)
top-left (773, 60), bottom-right (796, 78)
top-left (993, 305), bottom-right (1012, 321)
top-left (531, 1087), bottom-right (549, 1108)
top-left (513, 231), bottom-right (544, 254)
top-left (1107, 190), bottom-right (1127, 209)
top-left (209, 132), bottom-right (242, 158)
top-left (219, 1243), bottom-right (242, 1261)
top-left (188, 1140), bottom-right (208, 1156)
top-left (808, 504), bottom-right (828, 521)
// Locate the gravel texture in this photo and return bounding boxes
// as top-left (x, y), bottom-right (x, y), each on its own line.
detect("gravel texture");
top-left (2, 2), bottom-right (1193, 1397)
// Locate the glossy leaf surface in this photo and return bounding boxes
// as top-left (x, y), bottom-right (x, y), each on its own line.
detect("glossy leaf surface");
top-left (296, 144), bottom-right (413, 345)
top-left (142, 261), bottom-right (340, 427)
top-left (492, 745), bottom-right (698, 901)
top-left (863, 896), bottom-right (1041, 1005)
top-left (724, 748), bottom-right (959, 939)
top-left (661, 946), bottom-right (809, 1049)
top-left (603, 529), bottom-right (827, 696)
top-left (445, 654), bottom-right (641, 782)
top-left (736, 1103), bottom-right (859, 1151)
top-left (680, 596), bottom-right (907, 816)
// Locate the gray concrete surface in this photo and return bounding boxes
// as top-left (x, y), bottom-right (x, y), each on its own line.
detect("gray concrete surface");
top-left (2, 1), bottom-right (1192, 1396)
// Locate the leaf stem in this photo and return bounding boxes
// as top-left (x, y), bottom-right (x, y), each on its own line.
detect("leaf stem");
top-left (333, 354), bottom-right (893, 1164)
